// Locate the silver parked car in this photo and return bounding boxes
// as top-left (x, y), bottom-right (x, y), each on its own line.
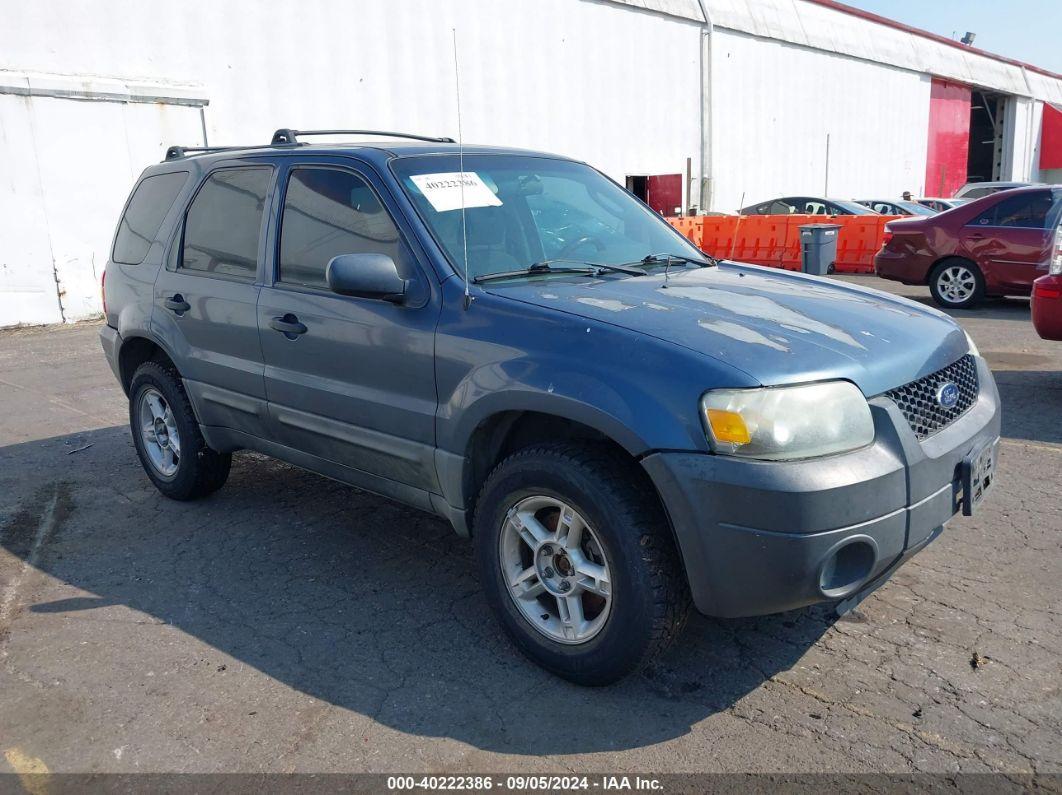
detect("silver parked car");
top-left (954, 181), bottom-right (1039, 200)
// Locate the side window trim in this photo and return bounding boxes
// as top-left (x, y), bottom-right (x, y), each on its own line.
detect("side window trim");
top-left (174, 163), bottom-right (277, 284)
top-left (271, 162), bottom-right (412, 295)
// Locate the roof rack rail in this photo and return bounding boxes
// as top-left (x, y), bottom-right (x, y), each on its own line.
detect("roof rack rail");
top-left (271, 128), bottom-right (455, 145)
top-left (164, 143), bottom-right (276, 161)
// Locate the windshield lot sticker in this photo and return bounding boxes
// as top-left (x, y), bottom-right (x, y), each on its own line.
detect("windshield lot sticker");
top-left (410, 172), bottom-right (502, 212)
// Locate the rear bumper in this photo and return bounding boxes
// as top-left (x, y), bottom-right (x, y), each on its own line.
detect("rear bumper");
top-left (642, 356), bottom-right (1001, 618)
top-left (99, 324), bottom-right (122, 383)
top-left (874, 249), bottom-right (931, 284)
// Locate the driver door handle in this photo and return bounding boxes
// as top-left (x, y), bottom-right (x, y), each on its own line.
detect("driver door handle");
top-left (269, 314), bottom-right (308, 336)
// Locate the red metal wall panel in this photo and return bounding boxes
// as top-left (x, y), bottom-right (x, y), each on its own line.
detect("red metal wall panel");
top-left (1040, 103), bottom-right (1062, 170)
top-left (646, 174), bottom-right (683, 216)
top-left (925, 78), bottom-right (971, 197)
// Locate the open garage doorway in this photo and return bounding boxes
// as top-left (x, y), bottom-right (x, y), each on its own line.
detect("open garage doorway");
top-left (967, 89), bottom-right (1008, 184)
top-left (925, 80), bottom-right (1013, 197)
top-left (626, 174), bottom-right (682, 216)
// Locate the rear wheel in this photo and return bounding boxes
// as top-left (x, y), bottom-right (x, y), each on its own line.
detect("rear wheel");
top-left (929, 258), bottom-right (984, 309)
top-left (474, 443), bottom-right (689, 685)
top-left (129, 361), bottom-right (231, 500)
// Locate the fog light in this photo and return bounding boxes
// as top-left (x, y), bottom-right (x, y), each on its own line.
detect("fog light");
top-left (819, 538), bottom-right (877, 598)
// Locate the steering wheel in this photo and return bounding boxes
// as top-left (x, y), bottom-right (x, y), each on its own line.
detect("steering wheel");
top-left (556, 234), bottom-right (606, 258)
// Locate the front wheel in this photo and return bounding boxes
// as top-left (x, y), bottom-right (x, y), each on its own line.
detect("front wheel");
top-left (474, 443), bottom-right (689, 685)
top-left (929, 258), bottom-right (985, 309)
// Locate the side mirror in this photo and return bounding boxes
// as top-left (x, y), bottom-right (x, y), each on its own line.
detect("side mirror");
top-left (326, 253), bottom-right (408, 303)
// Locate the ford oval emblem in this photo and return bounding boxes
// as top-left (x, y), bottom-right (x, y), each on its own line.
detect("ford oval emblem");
top-left (936, 382), bottom-right (960, 409)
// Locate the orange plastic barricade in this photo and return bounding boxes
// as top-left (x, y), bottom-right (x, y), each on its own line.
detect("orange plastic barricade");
top-left (704, 215), bottom-right (739, 259)
top-left (670, 213), bottom-right (896, 273)
top-left (731, 215), bottom-right (787, 267)
top-left (667, 216), bottom-right (701, 248)
top-left (831, 215), bottom-right (899, 273)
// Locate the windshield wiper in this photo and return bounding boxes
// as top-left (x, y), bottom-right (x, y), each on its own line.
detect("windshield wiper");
top-left (631, 252), bottom-right (717, 268)
top-left (471, 259), bottom-right (645, 284)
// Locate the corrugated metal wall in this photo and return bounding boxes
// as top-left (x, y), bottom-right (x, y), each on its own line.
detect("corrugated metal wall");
top-left (0, 0), bottom-right (702, 191)
top-left (0, 0), bottom-right (704, 326)
top-left (2, 0), bottom-right (1061, 326)
top-left (708, 28), bottom-right (932, 212)
top-left (0, 91), bottom-right (204, 326)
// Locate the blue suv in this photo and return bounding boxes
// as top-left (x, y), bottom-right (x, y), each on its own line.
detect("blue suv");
top-left (100, 129), bottom-right (1001, 684)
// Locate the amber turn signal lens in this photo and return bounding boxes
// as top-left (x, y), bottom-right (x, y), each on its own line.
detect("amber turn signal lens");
top-left (706, 409), bottom-right (751, 445)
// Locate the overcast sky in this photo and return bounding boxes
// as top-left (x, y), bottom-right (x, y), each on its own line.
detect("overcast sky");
top-left (841, 0), bottom-right (1062, 75)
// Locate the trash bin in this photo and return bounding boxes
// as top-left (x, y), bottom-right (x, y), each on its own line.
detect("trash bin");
top-left (799, 223), bottom-right (841, 275)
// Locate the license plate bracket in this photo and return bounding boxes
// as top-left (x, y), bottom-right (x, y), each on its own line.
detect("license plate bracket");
top-left (962, 439), bottom-right (998, 516)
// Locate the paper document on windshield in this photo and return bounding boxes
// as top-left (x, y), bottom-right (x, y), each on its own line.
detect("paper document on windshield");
top-left (410, 172), bottom-right (502, 213)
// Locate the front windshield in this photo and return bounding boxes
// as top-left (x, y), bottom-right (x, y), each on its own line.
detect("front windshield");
top-left (391, 155), bottom-right (704, 280)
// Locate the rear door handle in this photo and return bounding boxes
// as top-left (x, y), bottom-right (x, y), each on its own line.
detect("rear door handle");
top-left (270, 314), bottom-right (308, 337)
top-left (163, 294), bottom-right (190, 314)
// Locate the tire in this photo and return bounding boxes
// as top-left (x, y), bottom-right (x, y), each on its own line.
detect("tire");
top-left (473, 443), bottom-right (689, 685)
top-left (128, 360), bottom-right (231, 500)
top-left (929, 258), bottom-right (985, 309)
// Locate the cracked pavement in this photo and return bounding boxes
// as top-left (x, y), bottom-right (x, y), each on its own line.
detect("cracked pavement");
top-left (0, 276), bottom-right (1059, 775)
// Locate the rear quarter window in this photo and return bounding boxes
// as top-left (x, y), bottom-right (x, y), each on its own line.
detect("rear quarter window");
top-left (112, 171), bottom-right (189, 265)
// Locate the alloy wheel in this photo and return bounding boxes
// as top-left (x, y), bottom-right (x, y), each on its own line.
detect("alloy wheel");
top-left (937, 265), bottom-right (977, 304)
top-left (498, 495), bottom-right (613, 644)
top-left (138, 387), bottom-right (181, 478)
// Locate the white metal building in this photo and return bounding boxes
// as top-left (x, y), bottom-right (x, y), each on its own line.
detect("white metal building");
top-left (2, 0), bottom-right (1061, 327)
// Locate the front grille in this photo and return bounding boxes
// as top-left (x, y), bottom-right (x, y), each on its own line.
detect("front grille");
top-left (885, 355), bottom-right (979, 439)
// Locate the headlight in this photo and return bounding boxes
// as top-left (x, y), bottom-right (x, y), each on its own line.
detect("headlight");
top-left (700, 381), bottom-right (874, 460)
top-left (965, 331), bottom-right (980, 357)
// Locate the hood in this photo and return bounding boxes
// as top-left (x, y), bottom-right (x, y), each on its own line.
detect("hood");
top-left (486, 263), bottom-right (969, 397)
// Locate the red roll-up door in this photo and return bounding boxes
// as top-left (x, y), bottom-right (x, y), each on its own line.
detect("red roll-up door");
top-left (1040, 103), bottom-right (1062, 170)
top-left (925, 78), bottom-right (971, 197)
top-left (646, 174), bottom-right (683, 216)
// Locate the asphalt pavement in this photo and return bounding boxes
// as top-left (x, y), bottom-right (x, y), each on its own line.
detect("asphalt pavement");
top-left (0, 276), bottom-right (1059, 777)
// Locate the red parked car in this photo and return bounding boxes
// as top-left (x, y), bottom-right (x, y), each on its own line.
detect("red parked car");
top-left (875, 187), bottom-right (1062, 309)
top-left (1032, 228), bottom-right (1062, 340)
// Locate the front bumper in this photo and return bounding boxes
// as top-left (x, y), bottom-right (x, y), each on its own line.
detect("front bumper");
top-left (642, 356), bottom-right (1001, 618)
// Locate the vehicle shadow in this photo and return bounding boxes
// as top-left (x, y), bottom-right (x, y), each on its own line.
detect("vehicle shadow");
top-left (0, 426), bottom-right (833, 755)
top-left (899, 294), bottom-right (1032, 323)
top-left (834, 275), bottom-right (1033, 323)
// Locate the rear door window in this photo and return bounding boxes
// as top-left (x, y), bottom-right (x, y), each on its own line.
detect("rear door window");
top-left (181, 167), bottom-right (272, 279)
top-left (278, 166), bottom-right (403, 290)
top-left (113, 171), bottom-right (188, 265)
top-left (970, 192), bottom-right (1057, 229)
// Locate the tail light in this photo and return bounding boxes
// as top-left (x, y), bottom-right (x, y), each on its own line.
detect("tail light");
top-left (1051, 227), bottom-right (1062, 275)
top-left (1033, 281), bottom-right (1062, 300)
top-left (101, 269), bottom-right (107, 315)
top-left (881, 230), bottom-right (893, 248)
